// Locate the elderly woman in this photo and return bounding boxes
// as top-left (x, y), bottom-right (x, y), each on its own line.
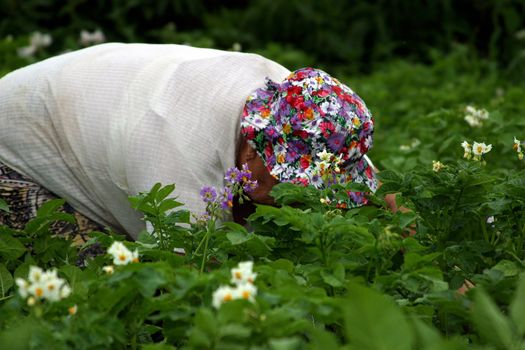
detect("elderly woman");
top-left (0, 43), bottom-right (378, 242)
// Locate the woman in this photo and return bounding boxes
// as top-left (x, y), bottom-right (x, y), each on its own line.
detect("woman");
top-left (0, 43), bottom-right (378, 241)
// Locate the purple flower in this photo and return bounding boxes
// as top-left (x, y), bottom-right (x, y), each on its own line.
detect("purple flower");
top-left (243, 180), bottom-right (258, 193)
top-left (200, 186), bottom-right (217, 203)
top-left (264, 126), bottom-right (280, 140)
top-left (239, 164), bottom-right (252, 182)
top-left (225, 167), bottom-right (241, 184)
top-left (327, 132), bottom-right (346, 153)
top-left (220, 187), bottom-right (234, 209)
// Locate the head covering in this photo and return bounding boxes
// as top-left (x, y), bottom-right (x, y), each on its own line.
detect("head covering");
top-left (240, 67), bottom-right (377, 208)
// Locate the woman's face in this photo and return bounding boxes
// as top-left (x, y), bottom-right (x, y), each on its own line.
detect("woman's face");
top-left (244, 153), bottom-right (279, 205)
top-left (237, 137), bottom-right (279, 205)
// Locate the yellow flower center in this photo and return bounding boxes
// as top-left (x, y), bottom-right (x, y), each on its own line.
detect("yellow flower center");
top-left (119, 254), bottom-right (127, 261)
top-left (223, 293), bottom-right (233, 302)
top-left (235, 271), bottom-right (242, 280)
top-left (35, 287), bottom-right (43, 297)
top-left (242, 291), bottom-right (251, 299)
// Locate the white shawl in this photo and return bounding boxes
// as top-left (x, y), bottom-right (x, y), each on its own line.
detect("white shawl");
top-left (0, 43), bottom-right (290, 239)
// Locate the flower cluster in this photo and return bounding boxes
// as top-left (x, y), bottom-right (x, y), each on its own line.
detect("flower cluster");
top-left (16, 266), bottom-right (71, 304)
top-left (464, 105), bottom-right (489, 128)
top-left (462, 140), bottom-right (492, 163)
top-left (107, 241), bottom-right (139, 267)
top-left (17, 31), bottom-right (52, 58)
top-left (399, 138), bottom-right (421, 151)
top-left (79, 29), bottom-right (106, 46)
top-left (212, 261), bottom-right (258, 309)
top-left (432, 160), bottom-right (445, 172)
top-left (197, 164), bottom-right (258, 221)
top-left (514, 137), bottom-right (524, 160)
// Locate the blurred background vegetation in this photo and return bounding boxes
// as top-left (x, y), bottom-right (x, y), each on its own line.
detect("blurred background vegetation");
top-left (1, 0), bottom-right (525, 170)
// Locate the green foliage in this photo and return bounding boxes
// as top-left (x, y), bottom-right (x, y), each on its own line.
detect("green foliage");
top-left (1, 11), bottom-right (525, 347)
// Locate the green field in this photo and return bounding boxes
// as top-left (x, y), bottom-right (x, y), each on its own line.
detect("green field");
top-left (2, 2), bottom-right (525, 349)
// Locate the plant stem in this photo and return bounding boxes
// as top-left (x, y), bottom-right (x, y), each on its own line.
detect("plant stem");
top-left (200, 220), bottom-right (214, 274)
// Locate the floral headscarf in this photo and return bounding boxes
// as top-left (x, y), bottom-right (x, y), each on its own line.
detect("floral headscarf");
top-left (240, 67), bottom-right (377, 208)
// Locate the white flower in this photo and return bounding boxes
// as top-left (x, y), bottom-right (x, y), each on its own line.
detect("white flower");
top-left (60, 284), bottom-right (72, 299)
top-left (102, 265), bottom-right (115, 274)
top-left (17, 32), bottom-right (52, 58)
top-left (464, 106), bottom-right (489, 127)
top-left (486, 216), bottom-right (495, 224)
top-left (17, 45), bottom-right (36, 58)
top-left (28, 266), bottom-right (44, 284)
top-left (472, 142), bottom-right (492, 157)
top-left (30, 32), bottom-right (52, 48)
top-left (213, 261), bottom-right (259, 309)
top-left (15, 278), bottom-right (30, 298)
top-left (231, 42), bottom-right (242, 52)
top-left (470, 141), bottom-right (492, 162)
top-left (212, 285), bottom-right (235, 309)
top-left (231, 261), bottom-right (257, 285)
top-left (320, 197), bottom-right (331, 205)
top-left (432, 160), bottom-right (445, 172)
top-left (43, 277), bottom-right (64, 302)
top-left (79, 29), bottom-right (106, 46)
top-left (514, 137), bottom-right (523, 160)
top-left (28, 281), bottom-right (45, 299)
top-left (17, 266), bottom-right (71, 302)
top-left (461, 141), bottom-right (472, 159)
top-left (464, 115), bottom-right (482, 127)
top-left (514, 137), bottom-right (522, 152)
top-left (233, 282), bottom-right (257, 303)
top-left (107, 241), bottom-right (137, 265)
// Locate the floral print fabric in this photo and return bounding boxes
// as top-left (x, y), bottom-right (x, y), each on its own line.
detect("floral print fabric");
top-left (240, 67), bottom-right (377, 207)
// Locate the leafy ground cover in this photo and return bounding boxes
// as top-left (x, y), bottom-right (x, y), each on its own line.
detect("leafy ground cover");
top-left (1, 36), bottom-right (525, 349)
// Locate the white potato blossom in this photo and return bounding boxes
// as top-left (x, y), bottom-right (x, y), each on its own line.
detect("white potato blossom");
top-left (17, 31), bottom-right (52, 58)
top-left (514, 137), bottom-right (524, 160)
top-left (212, 286), bottom-right (235, 309)
top-left (461, 141), bottom-right (472, 159)
top-left (399, 138), bottom-right (421, 151)
top-left (79, 29), bottom-right (106, 46)
top-left (212, 261), bottom-right (258, 309)
top-left (472, 142), bottom-right (492, 161)
top-left (107, 241), bottom-right (140, 265)
top-left (233, 283), bottom-right (257, 303)
top-left (432, 160), bottom-right (445, 172)
top-left (464, 105), bottom-right (489, 128)
top-left (16, 266), bottom-right (71, 303)
top-left (230, 261), bottom-right (257, 285)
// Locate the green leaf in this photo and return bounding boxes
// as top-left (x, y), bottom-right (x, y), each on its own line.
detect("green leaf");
top-left (343, 284), bottom-right (414, 350)
top-left (0, 198), bottom-right (10, 213)
top-left (0, 233), bottom-right (26, 261)
top-left (158, 198), bottom-right (183, 213)
top-left (491, 260), bottom-right (519, 277)
top-left (188, 308), bottom-right (217, 347)
top-left (510, 274), bottom-right (525, 335)
top-left (398, 211), bottom-right (418, 228)
top-left (269, 336), bottom-right (302, 350)
top-left (35, 198), bottom-right (65, 217)
top-left (471, 288), bottom-right (514, 349)
top-left (142, 344), bottom-right (176, 350)
top-left (0, 263), bottom-right (13, 298)
top-left (156, 184), bottom-right (175, 202)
